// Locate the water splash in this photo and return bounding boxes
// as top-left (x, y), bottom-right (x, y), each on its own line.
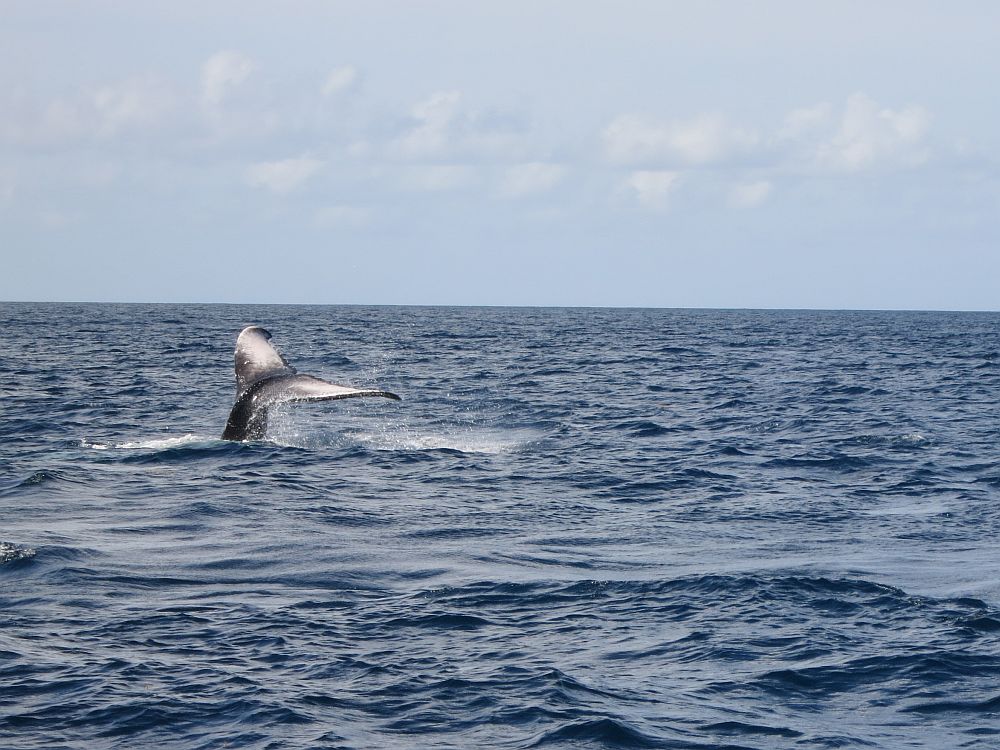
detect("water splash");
top-left (266, 408), bottom-right (538, 454)
top-left (81, 425), bottom-right (535, 456)
top-left (346, 424), bottom-right (537, 454)
top-left (0, 542), bottom-right (36, 564)
top-left (81, 434), bottom-right (216, 451)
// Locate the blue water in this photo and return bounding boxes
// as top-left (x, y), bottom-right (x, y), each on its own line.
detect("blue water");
top-left (2, 303), bottom-right (999, 749)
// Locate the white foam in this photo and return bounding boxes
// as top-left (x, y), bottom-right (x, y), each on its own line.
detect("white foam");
top-left (82, 422), bottom-right (536, 455)
top-left (81, 434), bottom-right (212, 451)
top-left (266, 410), bottom-right (537, 454)
top-left (348, 426), bottom-right (532, 454)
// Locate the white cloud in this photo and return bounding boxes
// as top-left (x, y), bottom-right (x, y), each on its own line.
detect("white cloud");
top-left (623, 170), bottom-right (679, 211)
top-left (393, 90), bottom-right (462, 158)
top-left (322, 66), bottom-right (358, 97)
top-left (92, 76), bottom-right (177, 137)
top-left (245, 156), bottom-right (322, 193)
top-left (499, 162), bottom-right (565, 197)
top-left (412, 90), bottom-right (461, 124)
top-left (779, 103), bottom-right (834, 140)
top-left (778, 95), bottom-right (931, 172)
top-left (604, 113), bottom-right (758, 166)
top-left (389, 90), bottom-right (528, 162)
top-left (601, 95), bottom-right (931, 182)
top-left (729, 180), bottom-right (772, 208)
top-left (0, 76), bottom-right (177, 145)
top-left (201, 51), bottom-right (256, 105)
top-left (816, 93), bottom-right (930, 171)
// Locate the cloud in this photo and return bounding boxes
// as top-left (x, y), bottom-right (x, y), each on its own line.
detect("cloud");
top-left (604, 113), bottom-right (758, 166)
top-left (392, 90), bottom-right (462, 159)
top-left (245, 156), bottom-right (322, 193)
top-left (34, 99), bottom-right (84, 144)
top-left (0, 76), bottom-right (177, 145)
top-left (499, 162), bottom-right (565, 197)
top-left (623, 170), bottom-right (679, 211)
top-left (729, 180), bottom-right (772, 208)
top-left (201, 51), bottom-right (256, 105)
top-left (92, 76), bottom-right (177, 137)
top-left (816, 93), bottom-right (930, 171)
top-left (322, 66), bottom-right (359, 97)
top-left (389, 90), bottom-right (529, 162)
top-left (602, 94), bottom-right (931, 181)
top-left (779, 103), bottom-right (834, 140)
top-left (778, 95), bottom-right (930, 172)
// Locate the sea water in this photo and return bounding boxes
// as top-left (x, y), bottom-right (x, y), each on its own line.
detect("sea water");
top-left (2, 303), bottom-right (999, 748)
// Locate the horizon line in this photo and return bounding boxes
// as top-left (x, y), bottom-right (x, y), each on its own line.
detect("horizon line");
top-left (1, 299), bottom-right (998, 314)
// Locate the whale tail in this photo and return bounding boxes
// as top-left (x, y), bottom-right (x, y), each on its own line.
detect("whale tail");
top-left (222, 326), bottom-right (400, 441)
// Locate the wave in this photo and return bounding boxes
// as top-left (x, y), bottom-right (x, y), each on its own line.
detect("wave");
top-left (0, 542), bottom-right (36, 565)
top-left (0, 469), bottom-right (85, 496)
top-left (528, 717), bottom-right (665, 748)
top-left (5, 570), bottom-right (998, 748)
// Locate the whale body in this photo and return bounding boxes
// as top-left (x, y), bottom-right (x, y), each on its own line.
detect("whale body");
top-left (222, 326), bottom-right (400, 441)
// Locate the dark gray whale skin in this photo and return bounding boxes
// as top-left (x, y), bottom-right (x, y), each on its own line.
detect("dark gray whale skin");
top-left (221, 327), bottom-right (400, 442)
top-left (222, 377), bottom-right (279, 441)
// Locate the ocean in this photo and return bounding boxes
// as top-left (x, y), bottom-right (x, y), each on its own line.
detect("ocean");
top-left (1, 302), bottom-right (999, 749)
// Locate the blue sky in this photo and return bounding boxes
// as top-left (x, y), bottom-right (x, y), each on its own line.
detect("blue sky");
top-left (2, 1), bottom-right (999, 309)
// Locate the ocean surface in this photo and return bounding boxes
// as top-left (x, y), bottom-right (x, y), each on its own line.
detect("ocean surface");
top-left (2, 302), bottom-right (999, 749)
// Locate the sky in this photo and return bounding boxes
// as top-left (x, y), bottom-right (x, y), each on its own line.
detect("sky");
top-left (2, 1), bottom-right (999, 309)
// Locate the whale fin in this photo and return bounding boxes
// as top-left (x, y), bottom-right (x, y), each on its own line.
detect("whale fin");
top-left (222, 326), bottom-right (401, 441)
top-left (234, 326), bottom-right (295, 397)
top-left (261, 374), bottom-right (402, 404)
top-left (222, 375), bottom-right (401, 441)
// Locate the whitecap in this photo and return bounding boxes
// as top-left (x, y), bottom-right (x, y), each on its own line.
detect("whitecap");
top-left (0, 542), bottom-right (36, 564)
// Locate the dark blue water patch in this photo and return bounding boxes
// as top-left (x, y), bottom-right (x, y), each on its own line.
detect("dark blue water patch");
top-left (403, 526), bottom-right (503, 540)
top-left (528, 717), bottom-right (671, 749)
top-left (109, 440), bottom-right (259, 465)
top-left (613, 420), bottom-right (676, 437)
top-left (762, 453), bottom-right (876, 473)
top-left (700, 721), bottom-right (802, 739)
top-left (384, 612), bottom-right (494, 630)
top-left (658, 346), bottom-right (702, 355)
top-left (903, 693), bottom-right (1000, 715)
top-left (959, 616), bottom-right (1000, 632)
top-left (585, 467), bottom-right (741, 504)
